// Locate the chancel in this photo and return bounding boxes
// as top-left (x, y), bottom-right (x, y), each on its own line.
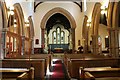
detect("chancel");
top-left (0, 0), bottom-right (120, 80)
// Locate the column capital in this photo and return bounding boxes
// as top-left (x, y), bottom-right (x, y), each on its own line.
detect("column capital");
top-left (2, 28), bottom-right (8, 32)
top-left (107, 27), bottom-right (119, 31)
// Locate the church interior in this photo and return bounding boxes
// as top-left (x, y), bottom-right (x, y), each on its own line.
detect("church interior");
top-left (0, 0), bottom-right (120, 80)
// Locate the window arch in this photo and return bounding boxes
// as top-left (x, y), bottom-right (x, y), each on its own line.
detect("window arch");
top-left (52, 26), bottom-right (65, 44)
top-left (52, 31), bottom-right (56, 44)
top-left (61, 31), bottom-right (65, 44)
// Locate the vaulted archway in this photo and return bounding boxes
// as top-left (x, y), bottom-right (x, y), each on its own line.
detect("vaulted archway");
top-left (41, 7), bottom-right (76, 52)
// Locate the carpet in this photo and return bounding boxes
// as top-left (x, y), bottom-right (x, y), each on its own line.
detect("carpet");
top-left (49, 59), bottom-right (69, 79)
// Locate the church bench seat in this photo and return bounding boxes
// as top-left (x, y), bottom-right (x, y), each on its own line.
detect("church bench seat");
top-left (79, 67), bottom-right (120, 80)
top-left (64, 54), bottom-right (120, 79)
top-left (0, 59), bottom-right (46, 79)
top-left (3, 54), bottom-right (51, 79)
top-left (0, 67), bottom-right (34, 80)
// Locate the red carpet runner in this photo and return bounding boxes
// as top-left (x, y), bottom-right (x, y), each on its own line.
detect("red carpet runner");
top-left (49, 59), bottom-right (69, 79)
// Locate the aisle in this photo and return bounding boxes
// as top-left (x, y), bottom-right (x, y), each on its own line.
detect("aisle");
top-left (48, 59), bottom-right (70, 80)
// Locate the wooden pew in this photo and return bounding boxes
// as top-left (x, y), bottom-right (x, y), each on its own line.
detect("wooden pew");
top-left (10, 54), bottom-right (52, 73)
top-left (0, 67), bottom-right (34, 80)
top-left (64, 54), bottom-right (120, 79)
top-left (3, 54), bottom-right (51, 79)
top-left (79, 67), bottom-right (120, 80)
top-left (1, 59), bottom-right (44, 79)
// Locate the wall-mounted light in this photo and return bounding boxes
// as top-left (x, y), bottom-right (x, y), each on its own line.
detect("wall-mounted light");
top-left (105, 36), bottom-right (109, 38)
top-left (101, 5), bottom-right (107, 16)
top-left (8, 10), bottom-right (14, 15)
top-left (87, 20), bottom-right (91, 27)
top-left (25, 21), bottom-right (30, 27)
top-left (7, 6), bottom-right (14, 16)
top-left (14, 24), bottom-right (17, 28)
top-left (24, 19), bottom-right (29, 27)
top-left (14, 19), bottom-right (16, 23)
top-left (25, 23), bottom-right (30, 27)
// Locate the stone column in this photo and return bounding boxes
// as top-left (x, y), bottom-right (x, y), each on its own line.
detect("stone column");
top-left (71, 28), bottom-right (75, 52)
top-left (83, 27), bottom-right (89, 53)
top-left (114, 28), bottom-right (119, 57)
top-left (21, 35), bottom-right (25, 55)
top-left (91, 35), bottom-right (99, 54)
top-left (41, 29), bottom-right (45, 49)
top-left (31, 38), bottom-right (34, 54)
top-left (109, 28), bottom-right (119, 57)
top-left (2, 28), bottom-right (8, 58)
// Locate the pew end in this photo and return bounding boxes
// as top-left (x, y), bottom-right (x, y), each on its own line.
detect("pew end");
top-left (79, 67), bottom-right (120, 80)
top-left (0, 67), bottom-right (34, 80)
top-left (17, 72), bottom-right (28, 80)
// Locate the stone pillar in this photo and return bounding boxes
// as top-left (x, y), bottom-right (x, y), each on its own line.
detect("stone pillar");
top-left (109, 28), bottom-right (119, 57)
top-left (83, 38), bottom-right (88, 53)
top-left (71, 28), bottom-right (75, 52)
top-left (83, 27), bottom-right (89, 53)
top-left (114, 28), bottom-right (119, 57)
top-left (31, 38), bottom-right (34, 54)
top-left (1, 28), bottom-right (8, 58)
top-left (21, 35), bottom-right (25, 55)
top-left (91, 35), bottom-right (99, 54)
top-left (41, 29), bottom-right (45, 49)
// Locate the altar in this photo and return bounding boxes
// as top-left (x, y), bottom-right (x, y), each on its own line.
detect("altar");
top-left (48, 44), bottom-right (69, 53)
top-left (54, 48), bottom-right (64, 53)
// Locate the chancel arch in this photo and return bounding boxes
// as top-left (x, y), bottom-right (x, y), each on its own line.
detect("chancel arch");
top-left (41, 7), bottom-right (76, 52)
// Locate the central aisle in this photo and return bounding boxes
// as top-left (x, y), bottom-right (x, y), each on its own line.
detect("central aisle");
top-left (50, 59), bottom-right (65, 79)
top-left (46, 53), bottom-right (70, 80)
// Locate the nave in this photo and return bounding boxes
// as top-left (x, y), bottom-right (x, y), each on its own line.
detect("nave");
top-left (1, 52), bottom-right (120, 80)
top-left (1, 0), bottom-right (120, 80)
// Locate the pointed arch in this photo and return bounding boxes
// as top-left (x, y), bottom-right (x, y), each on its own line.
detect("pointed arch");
top-left (28, 16), bottom-right (34, 38)
top-left (107, 2), bottom-right (114, 28)
top-left (112, 2), bottom-right (119, 28)
top-left (91, 3), bottom-right (101, 35)
top-left (82, 15), bottom-right (88, 53)
top-left (94, 3), bottom-right (101, 35)
top-left (82, 15), bottom-right (88, 39)
top-left (28, 16), bottom-right (34, 54)
top-left (13, 3), bottom-right (25, 55)
top-left (41, 7), bottom-right (76, 29)
top-left (91, 2), bottom-right (101, 54)
top-left (13, 3), bottom-right (25, 36)
top-left (41, 7), bottom-right (76, 51)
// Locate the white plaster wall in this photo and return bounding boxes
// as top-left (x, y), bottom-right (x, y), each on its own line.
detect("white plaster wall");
top-left (85, 2), bottom-right (95, 21)
top-left (99, 24), bottom-right (109, 50)
top-left (76, 2), bottom-right (95, 50)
